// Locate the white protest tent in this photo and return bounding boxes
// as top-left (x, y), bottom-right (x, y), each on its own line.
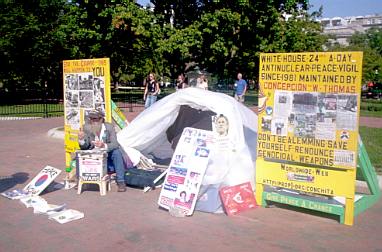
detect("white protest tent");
top-left (117, 87), bottom-right (258, 188)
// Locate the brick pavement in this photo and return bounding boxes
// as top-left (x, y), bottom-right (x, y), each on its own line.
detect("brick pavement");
top-left (1, 113), bottom-right (382, 252)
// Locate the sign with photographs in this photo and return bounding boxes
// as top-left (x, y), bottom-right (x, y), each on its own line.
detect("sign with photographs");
top-left (158, 127), bottom-right (215, 216)
top-left (256, 52), bottom-right (363, 224)
top-left (62, 58), bottom-right (111, 167)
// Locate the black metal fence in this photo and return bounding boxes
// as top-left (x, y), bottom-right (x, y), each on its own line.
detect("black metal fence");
top-left (0, 102), bottom-right (64, 118)
top-left (0, 87), bottom-right (169, 118)
top-left (111, 87), bottom-right (145, 112)
top-left (0, 88), bottom-right (64, 117)
top-left (0, 85), bottom-right (256, 118)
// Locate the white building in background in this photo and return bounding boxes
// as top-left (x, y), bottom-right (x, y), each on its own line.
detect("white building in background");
top-left (318, 14), bottom-right (382, 45)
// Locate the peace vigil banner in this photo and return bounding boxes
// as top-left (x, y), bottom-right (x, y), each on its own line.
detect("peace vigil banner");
top-left (256, 52), bottom-right (362, 200)
top-left (62, 58), bottom-right (111, 167)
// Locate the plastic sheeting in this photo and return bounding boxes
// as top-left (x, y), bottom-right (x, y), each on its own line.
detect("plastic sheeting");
top-left (117, 88), bottom-right (258, 188)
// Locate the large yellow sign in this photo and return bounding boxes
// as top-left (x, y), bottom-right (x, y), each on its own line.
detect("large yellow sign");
top-left (256, 52), bottom-right (363, 225)
top-left (62, 58), bottom-right (111, 167)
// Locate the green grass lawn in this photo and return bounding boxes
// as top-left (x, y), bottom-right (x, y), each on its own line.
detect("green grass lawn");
top-left (359, 126), bottom-right (382, 174)
top-left (360, 99), bottom-right (382, 118)
top-left (360, 110), bottom-right (382, 117)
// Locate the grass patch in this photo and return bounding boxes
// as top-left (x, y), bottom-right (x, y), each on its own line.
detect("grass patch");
top-left (360, 126), bottom-right (382, 174)
top-left (360, 99), bottom-right (382, 117)
top-left (360, 110), bottom-right (382, 118)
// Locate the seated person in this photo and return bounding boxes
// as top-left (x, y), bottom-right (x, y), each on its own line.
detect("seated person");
top-left (77, 109), bottom-right (127, 192)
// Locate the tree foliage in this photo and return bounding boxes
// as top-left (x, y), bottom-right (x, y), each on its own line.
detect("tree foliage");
top-left (327, 28), bottom-right (382, 84)
top-left (0, 0), bottom-right (328, 98)
top-left (0, 0), bottom-right (67, 96)
top-left (57, 0), bottom-right (161, 83)
top-left (154, 0), bottom-right (325, 80)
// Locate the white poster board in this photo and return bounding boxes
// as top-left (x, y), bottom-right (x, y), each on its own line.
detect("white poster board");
top-left (23, 166), bottom-right (61, 196)
top-left (158, 127), bottom-right (215, 216)
top-left (77, 150), bottom-right (107, 182)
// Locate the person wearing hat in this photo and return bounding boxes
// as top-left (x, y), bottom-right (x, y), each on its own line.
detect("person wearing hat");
top-left (78, 109), bottom-right (127, 192)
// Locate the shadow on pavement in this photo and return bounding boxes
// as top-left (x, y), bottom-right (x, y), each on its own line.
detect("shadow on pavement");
top-left (0, 172), bottom-right (29, 193)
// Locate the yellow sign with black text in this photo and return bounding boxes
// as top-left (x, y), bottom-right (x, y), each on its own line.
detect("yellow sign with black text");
top-left (62, 58), bottom-right (111, 167)
top-left (256, 52), bottom-right (363, 225)
top-left (257, 159), bottom-right (355, 197)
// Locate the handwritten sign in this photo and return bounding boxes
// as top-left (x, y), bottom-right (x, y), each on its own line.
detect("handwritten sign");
top-left (63, 58), bottom-right (111, 169)
top-left (256, 52), bottom-right (363, 225)
top-left (77, 150), bottom-right (107, 182)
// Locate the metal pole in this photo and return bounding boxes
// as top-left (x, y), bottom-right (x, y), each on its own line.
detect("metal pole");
top-left (44, 81), bottom-right (48, 118)
top-left (129, 89), bottom-right (133, 112)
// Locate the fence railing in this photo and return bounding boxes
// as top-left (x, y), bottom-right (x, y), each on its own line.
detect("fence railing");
top-left (0, 86), bottom-right (257, 118)
top-left (0, 88), bottom-right (160, 118)
top-left (0, 100), bottom-right (64, 118)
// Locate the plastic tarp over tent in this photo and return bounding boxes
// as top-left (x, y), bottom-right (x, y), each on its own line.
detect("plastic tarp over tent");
top-left (117, 88), bottom-right (258, 188)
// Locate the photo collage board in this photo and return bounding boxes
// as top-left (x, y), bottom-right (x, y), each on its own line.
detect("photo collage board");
top-left (256, 51), bottom-right (363, 201)
top-left (158, 127), bottom-right (216, 216)
top-left (62, 58), bottom-right (111, 164)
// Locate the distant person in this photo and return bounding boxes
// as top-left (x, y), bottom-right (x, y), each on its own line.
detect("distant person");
top-left (196, 74), bottom-right (208, 90)
top-left (176, 74), bottom-right (188, 90)
top-left (143, 73), bottom-right (160, 108)
top-left (78, 109), bottom-right (128, 192)
top-left (234, 73), bottom-right (248, 103)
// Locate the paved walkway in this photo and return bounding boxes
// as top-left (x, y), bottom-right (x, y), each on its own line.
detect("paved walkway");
top-left (359, 116), bottom-right (382, 128)
top-left (0, 111), bottom-right (382, 251)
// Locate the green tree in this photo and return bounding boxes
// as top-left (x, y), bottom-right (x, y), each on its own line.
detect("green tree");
top-left (152, 0), bottom-right (204, 28)
top-left (280, 7), bottom-right (326, 53)
top-left (111, 2), bottom-right (165, 83)
top-left (155, 0), bottom-right (325, 82)
top-left (349, 28), bottom-right (382, 84)
top-left (59, 0), bottom-right (165, 84)
top-left (0, 0), bottom-right (68, 98)
top-left (328, 28), bottom-right (382, 84)
top-left (0, 0), bottom-right (327, 99)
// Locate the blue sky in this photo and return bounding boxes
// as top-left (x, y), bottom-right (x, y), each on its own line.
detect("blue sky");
top-left (309, 0), bottom-right (382, 18)
top-left (137, 0), bottom-right (150, 6)
top-left (137, 0), bottom-right (382, 18)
